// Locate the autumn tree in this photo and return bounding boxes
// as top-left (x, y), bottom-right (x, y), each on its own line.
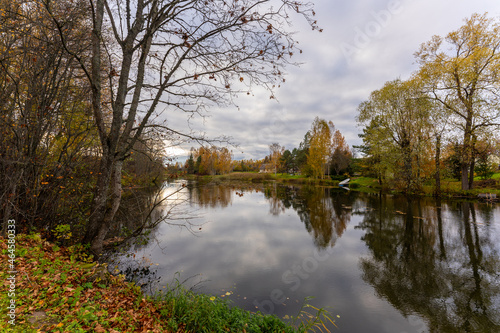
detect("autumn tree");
top-left (355, 118), bottom-right (395, 185)
top-left (415, 13), bottom-right (500, 190)
top-left (232, 159), bottom-right (262, 172)
top-left (357, 79), bottom-right (432, 193)
top-left (268, 143), bottom-right (285, 175)
top-left (330, 129), bottom-right (352, 176)
top-left (306, 117), bottom-right (333, 179)
top-left (0, 0), bottom-right (96, 235)
top-left (421, 99), bottom-right (451, 196)
top-left (44, 0), bottom-right (319, 254)
top-left (194, 146), bottom-right (232, 175)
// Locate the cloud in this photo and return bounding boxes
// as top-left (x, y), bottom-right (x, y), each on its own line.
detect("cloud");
top-left (164, 0), bottom-right (500, 161)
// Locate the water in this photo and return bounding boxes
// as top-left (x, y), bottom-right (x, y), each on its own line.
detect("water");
top-left (113, 180), bottom-right (500, 332)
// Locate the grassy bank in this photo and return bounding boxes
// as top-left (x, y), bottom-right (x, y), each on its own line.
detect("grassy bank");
top-left (185, 172), bottom-right (340, 187)
top-left (1, 234), bottom-right (332, 332)
top-left (186, 172), bottom-right (500, 199)
top-left (349, 175), bottom-right (500, 199)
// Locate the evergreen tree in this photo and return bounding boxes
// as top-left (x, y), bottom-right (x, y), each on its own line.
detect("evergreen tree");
top-left (195, 156), bottom-right (202, 175)
top-left (187, 154), bottom-right (195, 174)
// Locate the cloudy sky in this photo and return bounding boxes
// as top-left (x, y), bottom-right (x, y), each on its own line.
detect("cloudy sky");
top-left (166, 0), bottom-right (500, 161)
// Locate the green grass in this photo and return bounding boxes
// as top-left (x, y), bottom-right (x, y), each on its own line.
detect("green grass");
top-left (155, 280), bottom-right (337, 333)
top-left (350, 174), bottom-right (500, 198)
top-left (187, 172), bottom-right (341, 186)
top-left (155, 283), bottom-right (300, 333)
top-left (348, 177), bottom-right (382, 192)
top-left (474, 172), bottom-right (500, 181)
top-left (188, 171), bottom-right (500, 199)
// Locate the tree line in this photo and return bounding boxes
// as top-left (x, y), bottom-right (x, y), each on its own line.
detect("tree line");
top-left (182, 117), bottom-right (352, 179)
top-left (263, 117), bottom-right (352, 178)
top-left (356, 13), bottom-right (500, 194)
top-left (185, 146), bottom-right (233, 176)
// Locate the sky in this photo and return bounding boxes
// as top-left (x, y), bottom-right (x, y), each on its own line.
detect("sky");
top-left (165, 0), bottom-right (500, 162)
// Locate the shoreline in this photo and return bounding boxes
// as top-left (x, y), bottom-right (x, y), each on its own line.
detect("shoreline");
top-left (0, 234), bottom-right (325, 332)
top-left (181, 172), bottom-right (500, 201)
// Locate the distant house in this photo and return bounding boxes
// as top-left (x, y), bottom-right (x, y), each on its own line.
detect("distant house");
top-left (259, 163), bottom-right (275, 173)
top-left (489, 154), bottom-right (500, 169)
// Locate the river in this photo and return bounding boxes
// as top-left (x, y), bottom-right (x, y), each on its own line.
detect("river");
top-left (112, 180), bottom-right (500, 332)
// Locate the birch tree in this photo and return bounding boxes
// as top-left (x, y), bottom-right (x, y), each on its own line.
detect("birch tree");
top-left (269, 142), bottom-right (284, 175)
top-left (415, 13), bottom-right (500, 190)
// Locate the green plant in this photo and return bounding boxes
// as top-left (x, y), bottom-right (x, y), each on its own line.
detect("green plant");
top-left (476, 158), bottom-right (495, 180)
top-left (154, 278), bottom-right (301, 333)
top-left (287, 297), bottom-right (337, 333)
top-left (53, 224), bottom-right (72, 241)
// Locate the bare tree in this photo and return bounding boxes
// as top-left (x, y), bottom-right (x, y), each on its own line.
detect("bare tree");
top-left (45, 0), bottom-right (319, 255)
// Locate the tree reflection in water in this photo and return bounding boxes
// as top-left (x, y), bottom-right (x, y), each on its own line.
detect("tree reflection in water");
top-left (112, 181), bottom-right (500, 332)
top-left (357, 195), bottom-right (500, 332)
top-left (263, 184), bottom-right (354, 249)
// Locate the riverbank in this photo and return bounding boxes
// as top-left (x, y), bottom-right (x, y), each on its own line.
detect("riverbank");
top-left (185, 172), bottom-right (500, 200)
top-left (184, 172), bottom-right (341, 187)
top-left (0, 234), bottom-right (315, 332)
top-left (348, 176), bottom-right (500, 200)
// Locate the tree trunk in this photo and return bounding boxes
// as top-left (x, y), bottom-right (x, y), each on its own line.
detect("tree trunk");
top-left (468, 136), bottom-right (477, 190)
top-left (82, 0), bottom-right (110, 256)
top-left (461, 115), bottom-right (473, 191)
top-left (401, 139), bottom-right (413, 194)
top-left (468, 157), bottom-right (475, 190)
top-left (84, 156), bottom-right (123, 256)
top-left (434, 135), bottom-right (441, 197)
top-left (83, 154), bottom-right (113, 247)
top-left (92, 160), bottom-right (123, 255)
top-left (461, 163), bottom-right (470, 191)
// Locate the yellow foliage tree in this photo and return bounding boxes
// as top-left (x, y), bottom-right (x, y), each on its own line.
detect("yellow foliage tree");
top-left (415, 13), bottom-right (500, 190)
top-left (194, 146), bottom-right (233, 175)
top-left (307, 117), bottom-right (334, 179)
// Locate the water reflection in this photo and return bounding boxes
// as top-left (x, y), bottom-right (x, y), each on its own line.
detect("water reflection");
top-left (358, 196), bottom-right (500, 332)
top-left (263, 185), bottom-right (354, 248)
top-left (189, 183), bottom-right (355, 249)
top-left (185, 181), bottom-right (267, 209)
top-left (113, 182), bottom-right (500, 332)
